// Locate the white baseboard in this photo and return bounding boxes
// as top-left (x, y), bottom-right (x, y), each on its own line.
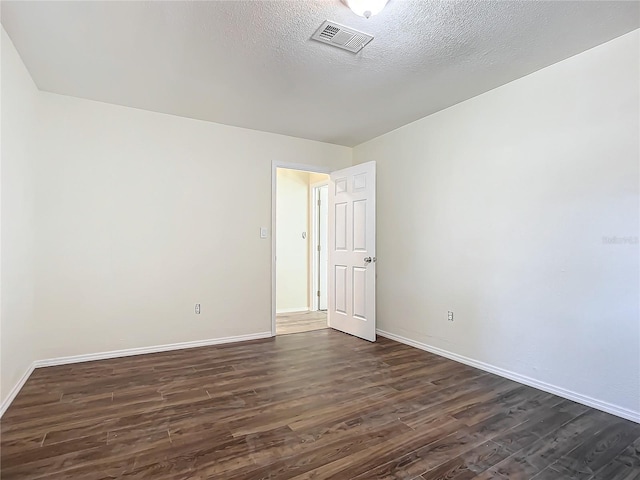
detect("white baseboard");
top-left (34, 332), bottom-right (273, 368)
top-left (0, 331), bottom-right (272, 418)
top-left (0, 363), bottom-right (35, 418)
top-left (276, 308), bottom-right (310, 314)
top-left (377, 329), bottom-right (640, 424)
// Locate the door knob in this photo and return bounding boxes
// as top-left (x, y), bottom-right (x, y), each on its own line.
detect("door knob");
top-left (364, 256), bottom-right (376, 264)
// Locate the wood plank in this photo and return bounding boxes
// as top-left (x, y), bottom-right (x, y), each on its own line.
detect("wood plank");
top-left (420, 441), bottom-right (511, 480)
top-left (551, 418), bottom-right (640, 479)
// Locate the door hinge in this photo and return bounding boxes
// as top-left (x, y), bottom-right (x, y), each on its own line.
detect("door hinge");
top-left (317, 245), bottom-right (321, 252)
top-left (317, 199), bottom-right (321, 206)
top-left (317, 291), bottom-right (320, 297)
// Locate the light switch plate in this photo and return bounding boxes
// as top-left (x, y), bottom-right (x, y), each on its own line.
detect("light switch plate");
top-left (260, 227), bottom-right (268, 239)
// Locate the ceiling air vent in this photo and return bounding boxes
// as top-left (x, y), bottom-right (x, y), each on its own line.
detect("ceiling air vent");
top-left (311, 20), bottom-right (373, 53)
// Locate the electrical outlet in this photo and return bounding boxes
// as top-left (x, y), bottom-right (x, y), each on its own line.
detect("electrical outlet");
top-left (447, 311), bottom-right (454, 321)
top-left (195, 303), bottom-right (201, 314)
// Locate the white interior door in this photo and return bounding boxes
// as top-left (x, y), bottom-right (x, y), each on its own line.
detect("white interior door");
top-left (328, 161), bottom-right (376, 342)
top-left (318, 185), bottom-right (329, 310)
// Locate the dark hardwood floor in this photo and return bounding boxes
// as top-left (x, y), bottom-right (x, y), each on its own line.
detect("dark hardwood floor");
top-left (1, 329), bottom-right (639, 479)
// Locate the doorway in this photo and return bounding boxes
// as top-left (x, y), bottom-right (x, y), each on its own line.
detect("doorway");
top-left (274, 167), bottom-right (329, 335)
top-left (271, 160), bottom-right (377, 342)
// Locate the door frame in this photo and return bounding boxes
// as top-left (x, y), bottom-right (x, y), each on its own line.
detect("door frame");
top-left (271, 161), bottom-right (332, 337)
top-left (310, 180), bottom-right (329, 312)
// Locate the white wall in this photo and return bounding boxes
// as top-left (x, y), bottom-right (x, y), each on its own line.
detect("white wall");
top-left (0, 28), bottom-right (40, 405)
top-left (31, 93), bottom-right (350, 360)
top-left (0, 24), bottom-right (350, 410)
top-left (276, 169), bottom-right (311, 313)
top-left (354, 30), bottom-right (640, 419)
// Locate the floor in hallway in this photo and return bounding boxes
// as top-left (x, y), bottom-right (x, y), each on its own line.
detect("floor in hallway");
top-left (276, 310), bottom-right (328, 335)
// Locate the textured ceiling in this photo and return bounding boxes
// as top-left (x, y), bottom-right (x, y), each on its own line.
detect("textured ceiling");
top-left (1, 1), bottom-right (638, 146)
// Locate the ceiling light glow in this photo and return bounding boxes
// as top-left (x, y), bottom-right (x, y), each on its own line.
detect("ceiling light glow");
top-left (345, 0), bottom-right (389, 19)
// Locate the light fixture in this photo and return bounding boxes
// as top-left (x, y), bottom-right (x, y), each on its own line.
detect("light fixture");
top-left (344, 0), bottom-right (389, 19)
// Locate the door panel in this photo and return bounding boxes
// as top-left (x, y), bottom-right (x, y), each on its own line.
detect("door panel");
top-left (352, 266), bottom-right (367, 319)
top-left (328, 161), bottom-right (376, 342)
top-left (335, 202), bottom-right (348, 250)
top-left (353, 200), bottom-right (367, 251)
top-left (334, 265), bottom-right (347, 314)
